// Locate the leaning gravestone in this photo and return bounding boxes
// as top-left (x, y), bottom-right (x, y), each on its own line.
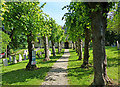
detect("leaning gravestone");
top-left (13, 56), bottom-right (17, 63)
top-left (3, 59), bottom-right (8, 66)
top-left (23, 54), bottom-right (26, 60)
top-left (19, 54), bottom-right (22, 62)
top-left (9, 56), bottom-right (12, 63)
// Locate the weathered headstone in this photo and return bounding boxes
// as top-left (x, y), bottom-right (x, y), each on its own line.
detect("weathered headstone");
top-left (13, 56), bottom-right (17, 63)
top-left (49, 51), bottom-right (51, 56)
top-left (23, 54), bottom-right (26, 60)
top-left (9, 56), bottom-right (12, 63)
top-left (19, 54), bottom-right (22, 62)
top-left (117, 41), bottom-right (119, 50)
top-left (40, 52), bottom-right (42, 56)
top-left (31, 51), bottom-right (36, 65)
top-left (3, 59), bottom-right (8, 66)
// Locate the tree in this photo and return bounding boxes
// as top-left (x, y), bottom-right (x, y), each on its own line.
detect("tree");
top-left (40, 15), bottom-right (52, 61)
top-left (2, 2), bottom-right (45, 70)
top-left (88, 2), bottom-right (114, 85)
top-left (0, 31), bottom-right (11, 56)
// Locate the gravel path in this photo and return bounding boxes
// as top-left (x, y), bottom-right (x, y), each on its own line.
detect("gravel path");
top-left (42, 49), bottom-right (70, 85)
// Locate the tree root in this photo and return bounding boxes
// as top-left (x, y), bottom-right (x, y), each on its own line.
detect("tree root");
top-left (43, 57), bottom-right (50, 61)
top-left (26, 63), bottom-right (37, 70)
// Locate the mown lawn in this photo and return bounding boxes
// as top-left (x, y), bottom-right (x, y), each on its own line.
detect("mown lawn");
top-left (2, 48), bottom-right (64, 85)
top-left (68, 46), bottom-right (119, 85)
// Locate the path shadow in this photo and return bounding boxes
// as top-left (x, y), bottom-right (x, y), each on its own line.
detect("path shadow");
top-left (2, 67), bottom-right (51, 85)
top-left (49, 67), bottom-right (67, 73)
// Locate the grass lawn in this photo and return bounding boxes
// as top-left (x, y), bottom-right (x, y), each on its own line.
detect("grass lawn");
top-left (68, 46), bottom-right (119, 85)
top-left (2, 48), bottom-right (64, 85)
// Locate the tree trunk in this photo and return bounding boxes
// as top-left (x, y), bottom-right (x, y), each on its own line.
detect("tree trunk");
top-left (6, 46), bottom-right (7, 58)
top-left (77, 37), bottom-right (82, 60)
top-left (75, 41), bottom-right (78, 54)
top-left (60, 41), bottom-right (62, 52)
top-left (51, 40), bottom-right (56, 56)
top-left (89, 3), bottom-right (111, 85)
top-left (58, 42), bottom-right (60, 53)
top-left (44, 35), bottom-right (50, 61)
top-left (26, 33), bottom-right (37, 70)
top-left (81, 28), bottom-right (91, 68)
top-left (73, 41), bottom-right (75, 50)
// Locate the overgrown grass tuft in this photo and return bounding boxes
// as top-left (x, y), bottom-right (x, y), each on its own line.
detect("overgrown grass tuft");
top-left (68, 46), bottom-right (118, 85)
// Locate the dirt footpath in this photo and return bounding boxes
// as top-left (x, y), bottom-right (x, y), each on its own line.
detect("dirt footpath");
top-left (42, 49), bottom-right (70, 85)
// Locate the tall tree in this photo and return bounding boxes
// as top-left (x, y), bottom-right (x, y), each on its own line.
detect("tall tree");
top-left (88, 2), bottom-right (114, 85)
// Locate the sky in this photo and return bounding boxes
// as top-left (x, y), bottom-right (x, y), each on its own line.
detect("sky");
top-left (39, 1), bottom-right (71, 26)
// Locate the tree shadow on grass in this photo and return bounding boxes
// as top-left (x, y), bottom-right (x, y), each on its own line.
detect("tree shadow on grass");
top-left (67, 67), bottom-right (93, 80)
top-left (37, 56), bottom-right (62, 64)
top-left (2, 66), bottom-right (51, 85)
top-left (107, 57), bottom-right (119, 67)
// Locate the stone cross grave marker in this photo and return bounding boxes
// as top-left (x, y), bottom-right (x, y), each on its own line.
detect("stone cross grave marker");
top-left (3, 59), bottom-right (8, 66)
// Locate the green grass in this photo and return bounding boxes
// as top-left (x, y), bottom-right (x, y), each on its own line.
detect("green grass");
top-left (2, 48), bottom-right (64, 85)
top-left (68, 46), bottom-right (118, 85)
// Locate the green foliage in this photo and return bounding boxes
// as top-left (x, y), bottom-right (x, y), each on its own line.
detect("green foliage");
top-left (62, 2), bottom-right (91, 42)
top-left (107, 2), bottom-right (120, 34)
top-left (1, 31), bottom-right (11, 52)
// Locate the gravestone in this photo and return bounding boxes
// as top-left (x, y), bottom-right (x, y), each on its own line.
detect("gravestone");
top-left (19, 54), bottom-right (22, 62)
top-left (3, 59), bottom-right (8, 66)
top-left (31, 51), bottom-right (36, 65)
top-left (9, 56), bottom-right (12, 63)
top-left (117, 41), bottom-right (119, 50)
top-left (49, 51), bottom-right (51, 56)
top-left (26, 50), bottom-right (28, 56)
top-left (40, 52), bottom-right (42, 57)
top-left (13, 56), bottom-right (17, 63)
top-left (23, 54), bottom-right (26, 60)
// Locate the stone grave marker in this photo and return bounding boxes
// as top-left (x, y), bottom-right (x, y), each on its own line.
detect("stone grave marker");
top-left (9, 56), bottom-right (12, 63)
top-left (31, 51), bottom-right (36, 65)
top-left (13, 56), bottom-right (17, 63)
top-left (19, 54), bottom-right (22, 62)
top-left (49, 51), bottom-right (51, 56)
top-left (23, 54), bottom-right (26, 60)
top-left (3, 59), bottom-right (8, 66)
top-left (117, 41), bottom-right (119, 50)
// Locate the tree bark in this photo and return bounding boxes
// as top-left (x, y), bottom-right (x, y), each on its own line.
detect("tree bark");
top-left (51, 40), bottom-right (56, 56)
top-left (58, 42), bottom-right (61, 54)
top-left (60, 41), bottom-right (62, 52)
top-left (75, 41), bottom-right (78, 54)
top-left (77, 37), bottom-right (82, 60)
top-left (89, 2), bottom-right (111, 85)
top-left (26, 33), bottom-right (37, 70)
top-left (72, 41), bottom-right (75, 50)
top-left (81, 28), bottom-right (91, 67)
top-left (44, 35), bottom-right (50, 61)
